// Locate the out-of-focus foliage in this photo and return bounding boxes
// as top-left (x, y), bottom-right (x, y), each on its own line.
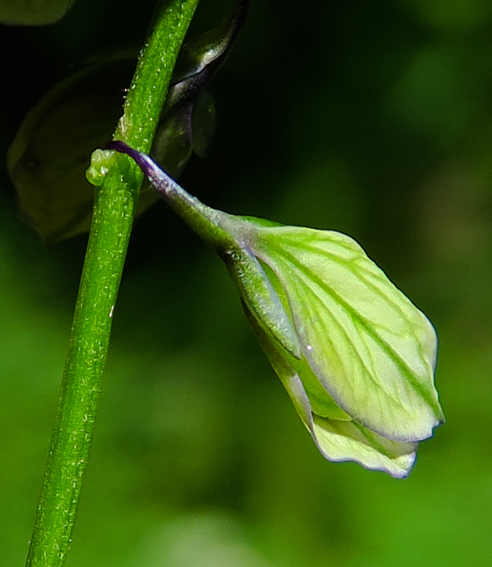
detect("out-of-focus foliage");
top-left (0, 0), bottom-right (75, 25)
top-left (1, 0), bottom-right (492, 566)
top-left (7, 58), bottom-right (134, 243)
top-left (7, 0), bottom-right (246, 243)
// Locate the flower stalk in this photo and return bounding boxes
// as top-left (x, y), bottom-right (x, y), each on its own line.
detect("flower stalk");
top-left (25, 2), bottom-right (200, 566)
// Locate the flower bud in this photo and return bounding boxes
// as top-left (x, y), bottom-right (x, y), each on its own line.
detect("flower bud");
top-left (106, 141), bottom-right (444, 478)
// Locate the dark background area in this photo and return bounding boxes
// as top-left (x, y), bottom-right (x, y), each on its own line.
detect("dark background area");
top-left (1, 0), bottom-right (492, 565)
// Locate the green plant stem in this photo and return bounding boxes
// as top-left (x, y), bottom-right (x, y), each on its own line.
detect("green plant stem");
top-left (25, 1), bottom-right (200, 566)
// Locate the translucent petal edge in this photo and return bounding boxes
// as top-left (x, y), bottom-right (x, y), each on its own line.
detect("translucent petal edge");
top-left (283, 373), bottom-right (417, 478)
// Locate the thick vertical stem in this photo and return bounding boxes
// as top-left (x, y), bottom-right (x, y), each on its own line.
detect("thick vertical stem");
top-left (25, 2), bottom-right (200, 566)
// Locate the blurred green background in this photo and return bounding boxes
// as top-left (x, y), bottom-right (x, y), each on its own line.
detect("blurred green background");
top-left (1, 0), bottom-right (491, 565)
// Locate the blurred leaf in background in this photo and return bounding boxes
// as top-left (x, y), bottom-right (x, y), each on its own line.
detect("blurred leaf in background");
top-left (2, 0), bottom-right (492, 566)
top-left (7, 0), bottom-right (246, 243)
top-left (7, 56), bottom-right (134, 242)
top-left (0, 0), bottom-right (76, 25)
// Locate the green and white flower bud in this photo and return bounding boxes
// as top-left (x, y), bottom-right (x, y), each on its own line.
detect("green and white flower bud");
top-left (105, 141), bottom-right (444, 478)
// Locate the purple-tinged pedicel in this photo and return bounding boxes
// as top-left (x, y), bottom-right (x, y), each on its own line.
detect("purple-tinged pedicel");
top-left (106, 140), bottom-right (138, 161)
top-left (106, 140), bottom-right (180, 201)
top-left (106, 141), bottom-right (160, 185)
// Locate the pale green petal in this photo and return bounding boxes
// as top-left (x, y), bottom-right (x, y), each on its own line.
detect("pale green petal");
top-left (311, 417), bottom-right (417, 478)
top-left (245, 306), bottom-right (350, 421)
top-left (225, 246), bottom-right (301, 359)
top-left (251, 225), bottom-right (443, 442)
top-left (283, 371), bottom-right (416, 478)
top-left (248, 308), bottom-right (416, 477)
